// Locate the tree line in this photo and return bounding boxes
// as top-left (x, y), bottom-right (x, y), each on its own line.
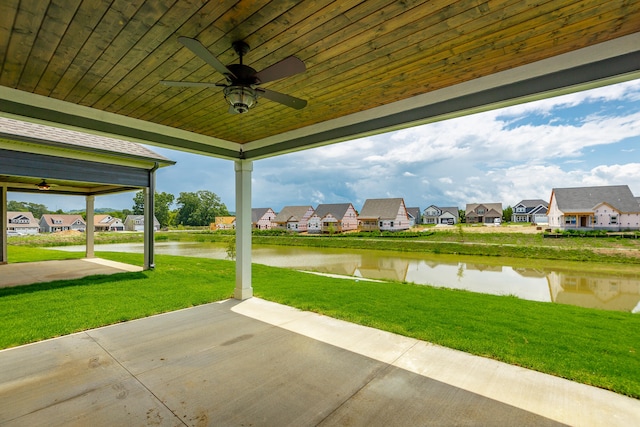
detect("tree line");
top-left (131, 190), bottom-right (229, 228)
top-left (8, 190), bottom-right (229, 229)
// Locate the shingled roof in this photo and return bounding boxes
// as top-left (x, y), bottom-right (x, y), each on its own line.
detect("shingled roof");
top-left (552, 185), bottom-right (640, 213)
top-left (251, 208), bottom-right (272, 223)
top-left (312, 203), bottom-right (353, 220)
top-left (359, 198), bottom-right (406, 220)
top-left (0, 117), bottom-right (173, 164)
top-left (272, 206), bottom-right (314, 223)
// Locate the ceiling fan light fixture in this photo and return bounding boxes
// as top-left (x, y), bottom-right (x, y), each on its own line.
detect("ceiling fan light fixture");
top-left (224, 85), bottom-right (257, 114)
top-left (37, 179), bottom-right (50, 191)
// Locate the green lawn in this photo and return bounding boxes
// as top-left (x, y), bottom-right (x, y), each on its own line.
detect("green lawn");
top-left (1, 248), bottom-right (639, 399)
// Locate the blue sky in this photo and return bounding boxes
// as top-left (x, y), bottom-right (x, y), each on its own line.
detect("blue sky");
top-left (10, 79), bottom-right (640, 213)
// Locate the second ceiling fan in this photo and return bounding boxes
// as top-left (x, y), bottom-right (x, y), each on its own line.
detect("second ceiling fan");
top-left (162, 37), bottom-right (307, 114)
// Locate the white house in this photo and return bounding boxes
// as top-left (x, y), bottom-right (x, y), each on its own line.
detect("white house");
top-left (423, 205), bottom-right (459, 225)
top-left (358, 198), bottom-right (411, 232)
top-left (512, 199), bottom-right (549, 224)
top-left (124, 215), bottom-right (160, 231)
top-left (307, 203), bottom-right (358, 233)
top-left (548, 185), bottom-right (640, 230)
top-left (271, 206), bottom-right (315, 232)
top-left (6, 211), bottom-right (39, 235)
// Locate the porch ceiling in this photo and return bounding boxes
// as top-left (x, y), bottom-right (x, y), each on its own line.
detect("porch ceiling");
top-left (1, 1), bottom-right (639, 160)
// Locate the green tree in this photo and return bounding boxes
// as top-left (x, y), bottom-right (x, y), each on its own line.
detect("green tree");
top-left (458, 209), bottom-right (466, 223)
top-left (132, 191), bottom-right (145, 215)
top-left (175, 192), bottom-right (200, 226)
top-left (155, 192), bottom-right (175, 228)
top-left (503, 206), bottom-right (513, 222)
top-left (131, 190), bottom-right (175, 228)
top-left (176, 190), bottom-right (229, 226)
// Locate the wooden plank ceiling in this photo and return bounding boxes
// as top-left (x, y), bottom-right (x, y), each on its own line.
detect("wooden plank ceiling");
top-left (1, 0), bottom-right (639, 159)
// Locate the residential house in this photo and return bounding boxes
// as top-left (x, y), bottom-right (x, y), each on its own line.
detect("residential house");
top-left (423, 205), bottom-right (459, 225)
top-left (512, 199), bottom-right (549, 224)
top-left (406, 207), bottom-right (422, 226)
top-left (210, 216), bottom-right (236, 230)
top-left (358, 198), bottom-right (411, 232)
top-left (39, 214), bottom-right (86, 233)
top-left (6, 211), bottom-right (39, 235)
top-left (465, 203), bottom-right (503, 224)
top-left (307, 203), bottom-right (358, 234)
top-left (124, 215), bottom-right (161, 231)
top-left (547, 185), bottom-right (640, 230)
top-left (271, 206), bottom-right (315, 232)
top-left (94, 215), bottom-right (124, 231)
top-left (252, 208), bottom-right (276, 230)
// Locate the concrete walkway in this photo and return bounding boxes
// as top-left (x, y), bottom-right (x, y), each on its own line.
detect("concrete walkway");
top-left (0, 258), bottom-right (143, 288)
top-left (0, 298), bottom-right (638, 426)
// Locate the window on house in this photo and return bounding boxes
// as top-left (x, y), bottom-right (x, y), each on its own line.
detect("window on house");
top-left (610, 215), bottom-right (618, 225)
top-left (477, 208), bottom-right (485, 214)
top-left (390, 221), bottom-right (394, 227)
top-left (564, 216), bottom-right (576, 225)
top-left (379, 221), bottom-right (383, 227)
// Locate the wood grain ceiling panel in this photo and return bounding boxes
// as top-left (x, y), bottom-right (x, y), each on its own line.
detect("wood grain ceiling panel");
top-left (1, 0), bottom-right (639, 151)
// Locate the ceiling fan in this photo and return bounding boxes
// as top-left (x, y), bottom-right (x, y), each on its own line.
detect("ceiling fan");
top-left (161, 37), bottom-right (307, 114)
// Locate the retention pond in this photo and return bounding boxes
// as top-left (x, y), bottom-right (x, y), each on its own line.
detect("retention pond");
top-left (54, 241), bottom-right (640, 313)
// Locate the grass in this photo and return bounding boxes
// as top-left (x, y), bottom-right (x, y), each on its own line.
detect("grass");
top-left (1, 247), bottom-right (639, 399)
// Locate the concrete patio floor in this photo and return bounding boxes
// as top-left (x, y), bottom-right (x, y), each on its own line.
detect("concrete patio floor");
top-left (0, 258), bottom-right (143, 288)
top-left (0, 297), bottom-right (638, 426)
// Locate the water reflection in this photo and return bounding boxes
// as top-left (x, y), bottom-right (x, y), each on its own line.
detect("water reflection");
top-left (53, 241), bottom-right (640, 313)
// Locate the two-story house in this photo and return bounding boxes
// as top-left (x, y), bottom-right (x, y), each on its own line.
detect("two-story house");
top-left (548, 185), bottom-right (640, 230)
top-left (423, 205), bottom-right (459, 225)
top-left (358, 198), bottom-right (411, 232)
top-left (512, 199), bottom-right (549, 224)
top-left (6, 211), bottom-right (39, 235)
top-left (39, 214), bottom-right (86, 233)
top-left (252, 208), bottom-right (276, 230)
top-left (307, 203), bottom-right (358, 234)
top-left (465, 203), bottom-right (502, 224)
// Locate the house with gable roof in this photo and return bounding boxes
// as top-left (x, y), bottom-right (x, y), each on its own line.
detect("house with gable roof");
top-left (252, 208), bottom-right (276, 230)
top-left (307, 203), bottom-right (358, 234)
top-left (94, 214), bottom-right (124, 231)
top-left (358, 198), bottom-right (411, 232)
top-left (465, 203), bottom-right (503, 224)
top-left (39, 214), bottom-right (86, 233)
top-left (271, 206), bottom-right (315, 232)
top-left (6, 211), bottom-right (39, 235)
top-left (547, 185), bottom-right (640, 230)
top-left (124, 215), bottom-right (161, 231)
top-left (423, 205), bottom-right (459, 225)
top-left (512, 199), bottom-right (549, 224)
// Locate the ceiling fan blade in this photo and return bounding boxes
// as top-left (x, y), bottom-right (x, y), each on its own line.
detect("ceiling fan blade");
top-left (178, 36), bottom-right (236, 80)
top-left (255, 56), bottom-right (305, 84)
top-left (160, 80), bottom-right (223, 88)
top-left (257, 88), bottom-right (307, 110)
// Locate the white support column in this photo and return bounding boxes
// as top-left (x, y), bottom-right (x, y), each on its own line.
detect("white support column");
top-left (85, 195), bottom-right (95, 258)
top-left (1, 185), bottom-right (7, 264)
top-left (234, 160), bottom-right (253, 300)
